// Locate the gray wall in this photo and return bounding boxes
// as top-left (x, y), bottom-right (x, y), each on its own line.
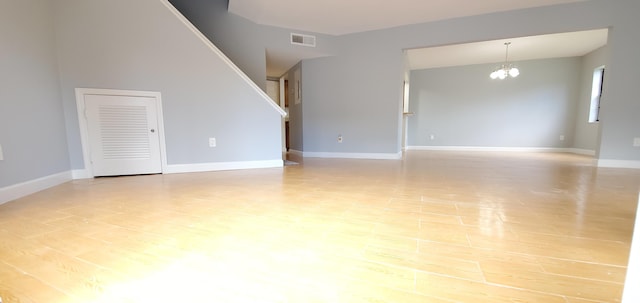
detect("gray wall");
top-left (168, 0), bottom-right (267, 89)
top-left (0, 0), bottom-right (70, 187)
top-left (169, 0), bottom-right (336, 87)
top-left (300, 1), bottom-right (611, 156)
top-left (54, 0), bottom-right (283, 169)
top-left (574, 46), bottom-right (609, 151)
top-left (305, 0), bottom-right (636, 161)
top-left (597, 1), bottom-right (640, 161)
top-left (407, 57), bottom-right (582, 148)
top-left (302, 37), bottom-right (404, 154)
top-left (181, 0), bottom-right (639, 162)
top-left (3, 0), bottom-right (640, 191)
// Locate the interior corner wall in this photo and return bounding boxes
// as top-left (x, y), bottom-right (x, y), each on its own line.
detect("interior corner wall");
top-left (54, 0), bottom-right (283, 169)
top-left (0, 0), bottom-right (70, 188)
top-left (302, 37), bottom-right (405, 154)
top-left (169, 0), bottom-right (268, 90)
top-left (597, 0), bottom-right (640, 161)
top-left (407, 57), bottom-right (582, 148)
top-left (168, 0), bottom-right (337, 87)
top-left (574, 45), bottom-right (609, 152)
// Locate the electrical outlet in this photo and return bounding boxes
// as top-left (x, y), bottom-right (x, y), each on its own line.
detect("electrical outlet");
top-left (633, 137), bottom-right (640, 147)
top-left (209, 138), bottom-right (216, 147)
top-left (337, 135), bottom-right (343, 143)
top-left (429, 134), bottom-right (435, 140)
top-left (0, 144), bottom-right (3, 160)
top-left (559, 135), bottom-right (565, 141)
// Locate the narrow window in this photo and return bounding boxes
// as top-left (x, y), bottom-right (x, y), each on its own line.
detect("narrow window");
top-left (589, 66), bottom-right (605, 123)
top-left (402, 81), bottom-right (410, 113)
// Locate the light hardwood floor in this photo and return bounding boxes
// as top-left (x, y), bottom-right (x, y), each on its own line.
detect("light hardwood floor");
top-left (1, 151), bottom-right (638, 302)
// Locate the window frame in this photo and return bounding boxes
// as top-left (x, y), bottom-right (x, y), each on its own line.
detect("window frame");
top-left (588, 66), bottom-right (605, 123)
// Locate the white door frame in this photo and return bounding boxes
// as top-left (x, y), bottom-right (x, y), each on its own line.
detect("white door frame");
top-left (74, 88), bottom-right (168, 178)
top-left (279, 76), bottom-right (287, 153)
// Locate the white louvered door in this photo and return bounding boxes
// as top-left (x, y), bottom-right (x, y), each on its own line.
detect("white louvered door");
top-left (85, 94), bottom-right (162, 177)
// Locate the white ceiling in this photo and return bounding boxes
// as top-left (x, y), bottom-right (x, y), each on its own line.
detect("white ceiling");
top-left (228, 0), bottom-right (606, 77)
top-left (229, 0), bottom-right (585, 36)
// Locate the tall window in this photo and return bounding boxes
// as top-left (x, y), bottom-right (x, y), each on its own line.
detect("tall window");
top-left (589, 66), bottom-right (605, 123)
top-left (403, 81), bottom-right (410, 113)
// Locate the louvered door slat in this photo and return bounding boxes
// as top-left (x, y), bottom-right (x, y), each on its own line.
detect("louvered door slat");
top-left (85, 95), bottom-right (162, 176)
top-left (99, 105), bottom-right (151, 160)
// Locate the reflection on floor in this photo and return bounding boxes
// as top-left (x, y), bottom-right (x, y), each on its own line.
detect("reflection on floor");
top-left (0, 151), bottom-right (638, 302)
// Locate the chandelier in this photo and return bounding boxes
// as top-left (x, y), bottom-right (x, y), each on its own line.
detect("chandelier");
top-left (490, 42), bottom-right (520, 79)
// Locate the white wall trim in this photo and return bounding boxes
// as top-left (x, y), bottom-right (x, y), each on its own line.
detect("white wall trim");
top-left (567, 148), bottom-right (596, 156)
top-left (598, 159), bottom-right (640, 169)
top-left (303, 151), bottom-right (402, 160)
top-left (159, 0), bottom-right (286, 117)
top-left (0, 171), bottom-right (71, 205)
top-left (407, 146), bottom-right (596, 155)
top-left (72, 169), bottom-right (92, 179)
top-left (164, 159), bottom-right (283, 174)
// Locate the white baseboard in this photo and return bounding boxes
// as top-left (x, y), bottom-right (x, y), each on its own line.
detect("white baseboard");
top-left (72, 169), bottom-right (92, 179)
top-left (72, 159), bottom-right (286, 179)
top-left (407, 146), bottom-right (595, 155)
top-left (566, 148), bottom-right (596, 156)
top-left (303, 151), bottom-right (402, 160)
top-left (164, 159), bottom-right (283, 174)
top-left (0, 171), bottom-right (72, 205)
top-left (598, 159), bottom-right (640, 169)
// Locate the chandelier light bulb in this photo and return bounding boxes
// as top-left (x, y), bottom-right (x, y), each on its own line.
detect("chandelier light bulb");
top-left (509, 67), bottom-right (520, 77)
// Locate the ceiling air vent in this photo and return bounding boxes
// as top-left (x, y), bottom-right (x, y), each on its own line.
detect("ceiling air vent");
top-left (291, 33), bottom-right (316, 47)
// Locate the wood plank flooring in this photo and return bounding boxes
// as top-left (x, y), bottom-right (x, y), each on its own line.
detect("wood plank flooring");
top-left (0, 151), bottom-right (638, 302)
